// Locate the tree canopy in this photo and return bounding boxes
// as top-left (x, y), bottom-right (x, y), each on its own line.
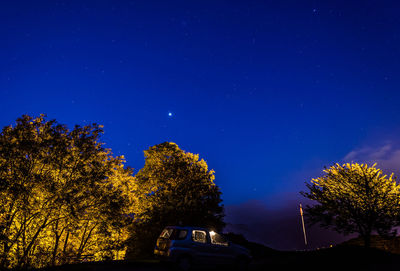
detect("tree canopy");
top-left (301, 163), bottom-right (400, 247)
top-left (0, 116), bottom-right (226, 266)
top-left (127, 142), bottom-right (224, 257)
top-left (0, 115), bottom-right (136, 268)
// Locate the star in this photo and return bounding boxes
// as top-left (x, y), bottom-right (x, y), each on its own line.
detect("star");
top-left (168, 112), bottom-right (173, 117)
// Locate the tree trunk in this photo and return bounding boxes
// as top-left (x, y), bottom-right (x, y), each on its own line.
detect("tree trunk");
top-left (52, 234), bottom-right (60, 266)
top-left (363, 233), bottom-right (371, 248)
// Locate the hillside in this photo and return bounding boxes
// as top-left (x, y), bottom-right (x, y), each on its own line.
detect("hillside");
top-left (35, 237), bottom-right (400, 271)
top-left (340, 235), bottom-right (400, 254)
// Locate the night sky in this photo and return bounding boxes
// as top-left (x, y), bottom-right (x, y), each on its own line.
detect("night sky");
top-left (1, 0), bottom-right (400, 250)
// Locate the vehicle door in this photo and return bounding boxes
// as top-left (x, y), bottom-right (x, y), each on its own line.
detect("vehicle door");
top-left (209, 231), bottom-right (234, 265)
top-left (191, 230), bottom-right (214, 264)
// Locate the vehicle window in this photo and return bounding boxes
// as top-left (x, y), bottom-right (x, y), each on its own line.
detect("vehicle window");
top-left (160, 228), bottom-right (173, 239)
top-left (210, 231), bottom-right (229, 246)
top-left (177, 230), bottom-right (188, 240)
top-left (192, 230), bottom-right (207, 243)
top-left (159, 229), bottom-right (187, 240)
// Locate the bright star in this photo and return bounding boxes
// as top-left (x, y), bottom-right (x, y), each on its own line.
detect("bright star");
top-left (168, 112), bottom-right (173, 117)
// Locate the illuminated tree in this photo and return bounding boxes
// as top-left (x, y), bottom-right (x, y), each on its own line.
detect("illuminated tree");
top-left (0, 115), bottom-right (136, 268)
top-left (127, 142), bottom-right (224, 257)
top-left (301, 163), bottom-right (400, 248)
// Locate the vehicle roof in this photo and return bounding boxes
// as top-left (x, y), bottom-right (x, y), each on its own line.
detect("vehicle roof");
top-left (165, 226), bottom-right (212, 232)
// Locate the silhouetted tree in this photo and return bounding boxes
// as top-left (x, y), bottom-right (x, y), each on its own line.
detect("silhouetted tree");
top-left (127, 142), bottom-right (224, 257)
top-left (0, 115), bottom-right (136, 269)
top-left (301, 163), bottom-right (400, 248)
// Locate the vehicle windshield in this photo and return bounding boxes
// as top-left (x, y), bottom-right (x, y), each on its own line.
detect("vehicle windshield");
top-left (159, 228), bottom-right (188, 240)
top-left (210, 231), bottom-right (229, 246)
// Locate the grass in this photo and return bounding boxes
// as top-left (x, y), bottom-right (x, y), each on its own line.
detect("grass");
top-left (34, 241), bottom-right (400, 271)
top-left (250, 245), bottom-right (400, 271)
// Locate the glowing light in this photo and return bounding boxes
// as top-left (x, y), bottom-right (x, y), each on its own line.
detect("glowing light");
top-left (168, 112), bottom-right (173, 117)
top-left (209, 231), bottom-right (216, 236)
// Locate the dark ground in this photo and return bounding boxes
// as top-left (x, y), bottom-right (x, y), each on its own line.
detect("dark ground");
top-left (37, 245), bottom-right (400, 271)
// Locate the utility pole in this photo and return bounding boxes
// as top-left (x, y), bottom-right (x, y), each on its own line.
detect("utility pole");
top-left (299, 203), bottom-right (308, 246)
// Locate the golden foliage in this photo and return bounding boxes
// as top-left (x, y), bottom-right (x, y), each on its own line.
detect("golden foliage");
top-left (302, 162), bottom-right (400, 246)
top-left (0, 115), bottom-right (137, 268)
top-left (126, 142), bottom-right (224, 258)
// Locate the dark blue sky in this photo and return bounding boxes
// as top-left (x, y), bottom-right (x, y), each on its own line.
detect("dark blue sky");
top-left (1, 0), bottom-right (400, 249)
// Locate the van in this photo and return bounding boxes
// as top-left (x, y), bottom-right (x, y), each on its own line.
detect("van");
top-left (154, 226), bottom-right (251, 270)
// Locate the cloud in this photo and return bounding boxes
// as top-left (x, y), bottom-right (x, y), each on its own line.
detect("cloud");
top-left (224, 200), bottom-right (350, 251)
top-left (223, 142), bottom-right (400, 251)
top-left (342, 143), bottom-right (400, 175)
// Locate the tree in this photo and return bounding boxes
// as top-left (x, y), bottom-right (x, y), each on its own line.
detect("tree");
top-left (301, 163), bottom-right (400, 248)
top-left (127, 142), bottom-right (224, 257)
top-left (0, 115), bottom-right (136, 269)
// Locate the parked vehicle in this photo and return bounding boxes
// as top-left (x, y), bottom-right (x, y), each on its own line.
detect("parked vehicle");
top-left (154, 226), bottom-right (251, 270)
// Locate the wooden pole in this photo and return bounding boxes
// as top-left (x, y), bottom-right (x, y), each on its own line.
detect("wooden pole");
top-left (299, 203), bottom-right (308, 246)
